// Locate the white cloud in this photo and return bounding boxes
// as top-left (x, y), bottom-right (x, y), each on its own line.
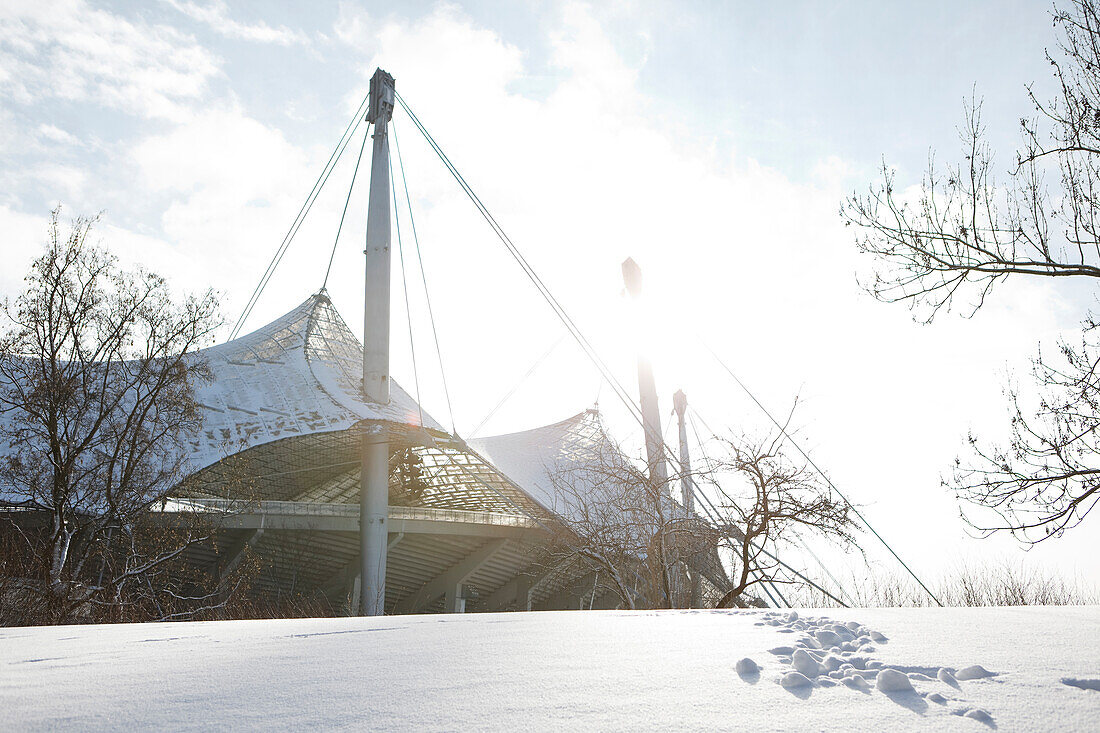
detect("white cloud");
top-left (36, 124), bottom-right (81, 147)
top-left (163, 0), bottom-right (310, 46)
top-left (811, 154), bottom-right (859, 190)
top-left (0, 0), bottom-right (220, 120)
top-left (0, 205), bottom-right (48, 297)
top-left (129, 106), bottom-right (317, 286)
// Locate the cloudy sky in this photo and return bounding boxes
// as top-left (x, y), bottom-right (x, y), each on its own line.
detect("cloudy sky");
top-left (3, 0), bottom-right (1096, 589)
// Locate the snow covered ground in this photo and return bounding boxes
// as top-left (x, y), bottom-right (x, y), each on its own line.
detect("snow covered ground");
top-left (2, 606), bottom-right (1098, 731)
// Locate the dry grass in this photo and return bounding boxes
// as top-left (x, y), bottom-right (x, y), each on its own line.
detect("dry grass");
top-left (790, 560), bottom-right (1100, 608)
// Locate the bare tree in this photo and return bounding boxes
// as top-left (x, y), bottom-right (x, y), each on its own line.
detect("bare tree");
top-left (539, 417), bottom-right (857, 610)
top-left (841, 0), bottom-right (1100, 543)
top-left (0, 208), bottom-right (224, 623)
top-left (710, 429), bottom-right (858, 609)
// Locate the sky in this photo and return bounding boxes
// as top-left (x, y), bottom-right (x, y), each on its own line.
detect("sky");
top-left (1, 0), bottom-right (1097, 590)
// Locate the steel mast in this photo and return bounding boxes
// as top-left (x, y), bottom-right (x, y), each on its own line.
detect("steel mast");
top-left (672, 388), bottom-right (701, 607)
top-left (360, 68), bottom-right (395, 616)
top-left (621, 258), bottom-right (668, 488)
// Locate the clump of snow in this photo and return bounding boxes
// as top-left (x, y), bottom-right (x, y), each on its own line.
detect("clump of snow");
top-left (875, 668), bottom-right (914, 692)
top-left (813, 630), bottom-right (842, 648)
top-left (768, 646), bottom-right (795, 656)
top-left (927, 692), bottom-right (947, 704)
top-left (869, 630), bottom-right (888, 643)
top-left (1061, 677), bottom-right (1100, 691)
top-left (937, 668), bottom-right (959, 688)
top-left (798, 635), bottom-right (821, 649)
top-left (781, 671), bottom-right (813, 688)
top-left (843, 675), bottom-right (872, 692)
top-left (963, 708), bottom-right (994, 725)
top-left (956, 664), bottom-right (995, 680)
top-left (791, 649), bottom-right (821, 677)
top-left (735, 657), bottom-right (760, 676)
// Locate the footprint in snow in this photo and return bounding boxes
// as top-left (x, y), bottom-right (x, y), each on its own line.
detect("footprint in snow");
top-left (954, 707), bottom-right (996, 728)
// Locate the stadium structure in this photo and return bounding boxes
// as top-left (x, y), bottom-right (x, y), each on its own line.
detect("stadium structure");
top-left (163, 291), bottom-right (727, 614)
top-left (8, 67), bottom-right (855, 618)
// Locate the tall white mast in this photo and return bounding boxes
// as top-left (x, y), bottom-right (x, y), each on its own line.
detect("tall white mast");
top-left (622, 257), bottom-right (668, 488)
top-left (360, 68), bottom-right (395, 616)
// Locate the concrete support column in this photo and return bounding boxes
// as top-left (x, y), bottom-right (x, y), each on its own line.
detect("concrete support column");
top-left (443, 585), bottom-right (466, 613)
top-left (360, 67), bottom-right (396, 617)
top-left (516, 577), bottom-right (533, 612)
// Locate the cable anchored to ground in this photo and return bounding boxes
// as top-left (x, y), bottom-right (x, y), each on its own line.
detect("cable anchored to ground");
top-left (396, 90), bottom-right (854, 608)
top-left (696, 339), bottom-right (944, 607)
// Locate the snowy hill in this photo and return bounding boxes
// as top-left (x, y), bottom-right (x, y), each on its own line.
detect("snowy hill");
top-left (2, 607), bottom-right (1098, 730)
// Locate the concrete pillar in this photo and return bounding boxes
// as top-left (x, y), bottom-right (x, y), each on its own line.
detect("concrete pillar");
top-left (360, 68), bottom-right (396, 617)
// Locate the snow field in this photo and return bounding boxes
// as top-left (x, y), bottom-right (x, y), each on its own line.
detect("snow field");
top-left (2, 606), bottom-right (1099, 731)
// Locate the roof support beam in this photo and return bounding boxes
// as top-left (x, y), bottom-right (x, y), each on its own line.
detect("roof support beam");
top-left (394, 538), bottom-right (508, 615)
top-left (215, 527), bottom-right (264, 583)
top-left (535, 570), bottom-right (625, 611)
top-left (321, 533), bottom-right (406, 615)
top-left (156, 503), bottom-right (541, 538)
top-left (482, 565), bottom-right (558, 612)
top-left (536, 570), bottom-right (596, 610)
top-left (481, 575), bottom-right (531, 613)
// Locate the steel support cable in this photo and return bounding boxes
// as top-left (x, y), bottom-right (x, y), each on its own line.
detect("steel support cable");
top-left (695, 340), bottom-right (944, 607)
top-left (751, 568), bottom-right (786, 609)
top-left (395, 94), bottom-right (648, 435)
top-left (755, 575), bottom-right (782, 608)
top-left (395, 93), bottom-right (838, 607)
top-left (230, 94), bottom-right (370, 339)
top-left (468, 334), bottom-right (566, 439)
top-left (398, 93), bottom-right (716, 543)
top-left (765, 573), bottom-right (793, 607)
top-left (797, 535), bottom-right (857, 607)
top-left (391, 121), bottom-right (457, 435)
top-left (399, 94), bottom-right (726, 556)
top-left (396, 94), bottom-right (728, 546)
top-left (390, 157), bottom-right (425, 428)
top-left (322, 120), bottom-right (372, 290)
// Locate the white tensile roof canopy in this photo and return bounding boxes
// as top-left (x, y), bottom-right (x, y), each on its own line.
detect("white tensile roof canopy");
top-left (171, 293), bottom-right (641, 612)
